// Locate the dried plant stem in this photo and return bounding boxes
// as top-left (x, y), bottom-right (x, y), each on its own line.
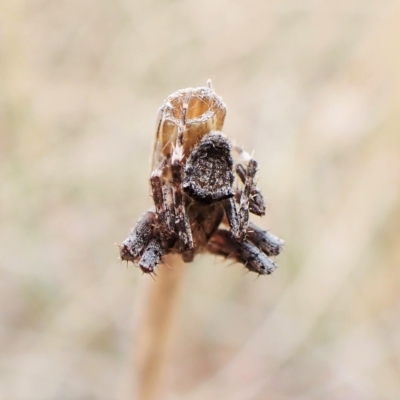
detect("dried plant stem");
top-left (134, 255), bottom-right (186, 400)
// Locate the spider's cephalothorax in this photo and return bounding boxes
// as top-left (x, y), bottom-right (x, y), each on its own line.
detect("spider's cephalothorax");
top-left (120, 81), bottom-right (284, 275)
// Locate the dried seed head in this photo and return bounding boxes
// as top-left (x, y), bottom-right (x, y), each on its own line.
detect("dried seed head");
top-left (152, 82), bottom-right (227, 170)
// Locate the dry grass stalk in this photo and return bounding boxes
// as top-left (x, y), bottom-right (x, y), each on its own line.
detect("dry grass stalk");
top-left (134, 255), bottom-right (186, 400)
top-left (125, 84), bottom-right (226, 399)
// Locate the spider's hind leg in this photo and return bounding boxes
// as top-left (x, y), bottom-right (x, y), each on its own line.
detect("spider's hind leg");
top-left (246, 222), bottom-right (284, 257)
top-left (207, 229), bottom-right (277, 275)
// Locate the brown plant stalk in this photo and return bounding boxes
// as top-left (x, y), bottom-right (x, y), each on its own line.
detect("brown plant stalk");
top-left (119, 82), bottom-right (283, 399)
top-left (134, 255), bottom-right (186, 400)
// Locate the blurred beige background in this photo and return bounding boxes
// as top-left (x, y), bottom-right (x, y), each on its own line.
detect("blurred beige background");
top-left (1, 0), bottom-right (400, 399)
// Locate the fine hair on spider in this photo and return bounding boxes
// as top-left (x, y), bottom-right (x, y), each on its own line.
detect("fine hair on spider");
top-left (120, 81), bottom-right (284, 275)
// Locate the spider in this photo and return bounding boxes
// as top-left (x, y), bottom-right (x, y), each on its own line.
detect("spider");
top-left (120, 81), bottom-right (284, 275)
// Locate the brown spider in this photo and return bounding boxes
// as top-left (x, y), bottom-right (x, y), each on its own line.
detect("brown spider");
top-left (120, 81), bottom-right (284, 275)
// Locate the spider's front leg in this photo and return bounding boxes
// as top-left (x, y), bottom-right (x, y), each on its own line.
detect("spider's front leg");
top-left (120, 210), bottom-right (155, 262)
top-left (138, 237), bottom-right (163, 274)
top-left (171, 134), bottom-right (194, 260)
top-left (207, 229), bottom-right (277, 275)
top-left (235, 163), bottom-right (266, 217)
top-left (150, 161), bottom-right (176, 244)
top-left (120, 210), bottom-right (164, 273)
top-left (233, 146), bottom-right (266, 241)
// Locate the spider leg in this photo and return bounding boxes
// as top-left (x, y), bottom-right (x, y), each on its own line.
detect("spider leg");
top-left (238, 159), bottom-right (256, 241)
top-left (171, 103), bottom-right (194, 258)
top-left (232, 146), bottom-right (265, 241)
top-left (150, 163), bottom-right (176, 243)
top-left (138, 236), bottom-right (163, 274)
top-left (235, 164), bottom-right (266, 216)
top-left (207, 229), bottom-right (277, 275)
top-left (223, 197), bottom-right (239, 238)
top-left (162, 184), bottom-right (176, 235)
top-left (246, 222), bottom-right (284, 256)
top-left (120, 210), bottom-right (155, 262)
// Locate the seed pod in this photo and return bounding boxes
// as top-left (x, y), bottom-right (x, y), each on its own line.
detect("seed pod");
top-left (152, 81), bottom-right (227, 171)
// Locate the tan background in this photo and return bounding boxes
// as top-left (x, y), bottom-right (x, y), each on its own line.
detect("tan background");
top-left (1, 0), bottom-right (400, 399)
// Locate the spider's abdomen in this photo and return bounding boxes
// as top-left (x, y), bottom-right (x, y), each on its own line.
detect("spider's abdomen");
top-left (183, 132), bottom-right (234, 204)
